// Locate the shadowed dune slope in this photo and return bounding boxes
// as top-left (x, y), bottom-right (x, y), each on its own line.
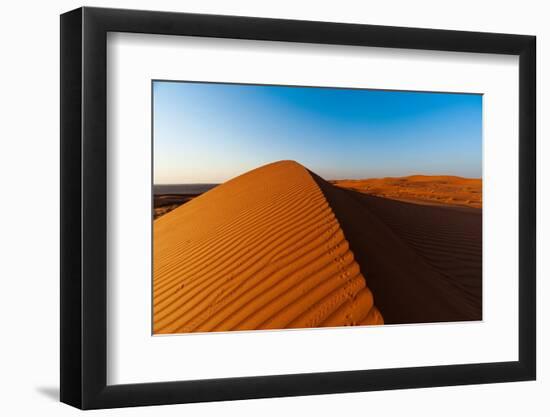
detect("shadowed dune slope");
top-left (312, 172), bottom-right (482, 324)
top-left (153, 160), bottom-right (383, 334)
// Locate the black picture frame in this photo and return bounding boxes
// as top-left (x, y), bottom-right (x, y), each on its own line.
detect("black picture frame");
top-left (60, 6), bottom-right (536, 410)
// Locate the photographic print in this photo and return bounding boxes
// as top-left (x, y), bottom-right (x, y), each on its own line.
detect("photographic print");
top-left (152, 81), bottom-right (482, 335)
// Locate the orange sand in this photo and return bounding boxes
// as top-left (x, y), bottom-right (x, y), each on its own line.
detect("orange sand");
top-left (153, 161), bottom-right (383, 334)
top-left (331, 175), bottom-right (482, 209)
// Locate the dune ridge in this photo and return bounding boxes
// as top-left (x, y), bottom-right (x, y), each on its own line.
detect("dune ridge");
top-left (313, 173), bottom-right (482, 324)
top-left (153, 160), bottom-right (383, 334)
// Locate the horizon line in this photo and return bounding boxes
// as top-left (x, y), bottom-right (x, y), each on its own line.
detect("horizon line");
top-left (154, 173), bottom-right (483, 186)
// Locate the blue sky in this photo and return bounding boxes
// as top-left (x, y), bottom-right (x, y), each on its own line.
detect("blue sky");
top-left (153, 81), bottom-right (482, 184)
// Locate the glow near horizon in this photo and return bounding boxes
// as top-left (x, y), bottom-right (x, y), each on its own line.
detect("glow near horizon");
top-left (153, 81), bottom-right (482, 184)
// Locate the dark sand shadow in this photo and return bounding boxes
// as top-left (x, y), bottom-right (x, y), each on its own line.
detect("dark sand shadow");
top-left (309, 170), bottom-right (482, 325)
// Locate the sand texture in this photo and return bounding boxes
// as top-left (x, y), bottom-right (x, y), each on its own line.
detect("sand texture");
top-left (331, 175), bottom-right (482, 209)
top-left (153, 161), bottom-right (383, 334)
top-left (314, 174), bottom-right (482, 324)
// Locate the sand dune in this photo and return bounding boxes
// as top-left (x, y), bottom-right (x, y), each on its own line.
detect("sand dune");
top-left (331, 175), bottom-right (482, 209)
top-left (313, 173), bottom-right (482, 324)
top-left (153, 160), bottom-right (383, 334)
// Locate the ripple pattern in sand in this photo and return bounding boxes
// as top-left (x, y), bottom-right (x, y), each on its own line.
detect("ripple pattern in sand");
top-left (153, 160), bottom-right (383, 334)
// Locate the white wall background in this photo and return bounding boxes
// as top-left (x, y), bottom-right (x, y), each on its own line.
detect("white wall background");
top-left (0, 0), bottom-right (546, 415)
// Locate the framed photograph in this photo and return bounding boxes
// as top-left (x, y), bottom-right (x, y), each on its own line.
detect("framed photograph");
top-left (60, 7), bottom-right (536, 409)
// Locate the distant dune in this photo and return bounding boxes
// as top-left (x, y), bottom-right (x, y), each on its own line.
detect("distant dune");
top-left (153, 160), bottom-right (383, 334)
top-left (314, 174), bottom-right (482, 324)
top-left (331, 175), bottom-right (482, 209)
